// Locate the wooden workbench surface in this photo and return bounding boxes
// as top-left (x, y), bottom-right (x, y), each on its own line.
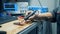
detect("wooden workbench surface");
top-left (0, 20), bottom-right (33, 34)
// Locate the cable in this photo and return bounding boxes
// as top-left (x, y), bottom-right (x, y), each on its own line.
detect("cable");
top-left (38, 0), bottom-right (43, 8)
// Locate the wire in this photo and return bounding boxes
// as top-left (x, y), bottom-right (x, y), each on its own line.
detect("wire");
top-left (38, 0), bottom-right (43, 8)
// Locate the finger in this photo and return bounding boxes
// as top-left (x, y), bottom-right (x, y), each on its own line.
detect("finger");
top-left (28, 15), bottom-right (36, 21)
top-left (25, 20), bottom-right (32, 23)
top-left (26, 11), bottom-right (32, 16)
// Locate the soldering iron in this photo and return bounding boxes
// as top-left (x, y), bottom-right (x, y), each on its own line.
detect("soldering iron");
top-left (24, 10), bottom-right (36, 20)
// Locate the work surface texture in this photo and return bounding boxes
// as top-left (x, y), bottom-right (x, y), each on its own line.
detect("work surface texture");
top-left (0, 20), bottom-right (33, 34)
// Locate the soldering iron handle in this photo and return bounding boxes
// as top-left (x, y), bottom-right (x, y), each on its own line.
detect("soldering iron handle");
top-left (24, 11), bottom-right (36, 20)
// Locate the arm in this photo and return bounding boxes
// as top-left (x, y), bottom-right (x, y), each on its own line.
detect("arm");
top-left (28, 12), bottom-right (53, 21)
top-left (29, 7), bottom-right (59, 22)
top-left (33, 12), bottom-right (53, 21)
top-left (37, 12), bottom-right (52, 18)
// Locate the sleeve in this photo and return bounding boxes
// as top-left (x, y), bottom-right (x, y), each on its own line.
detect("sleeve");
top-left (51, 11), bottom-right (56, 22)
top-left (51, 7), bottom-right (59, 22)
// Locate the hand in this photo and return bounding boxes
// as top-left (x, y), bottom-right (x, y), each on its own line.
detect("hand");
top-left (25, 11), bottom-right (44, 21)
top-left (28, 14), bottom-right (47, 21)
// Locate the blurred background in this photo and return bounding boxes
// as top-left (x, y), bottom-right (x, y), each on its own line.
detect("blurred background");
top-left (0, 0), bottom-right (60, 34)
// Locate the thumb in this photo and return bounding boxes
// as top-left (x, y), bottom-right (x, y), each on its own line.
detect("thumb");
top-left (28, 15), bottom-right (35, 20)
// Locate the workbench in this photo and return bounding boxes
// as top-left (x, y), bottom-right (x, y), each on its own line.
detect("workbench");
top-left (0, 20), bottom-right (38, 34)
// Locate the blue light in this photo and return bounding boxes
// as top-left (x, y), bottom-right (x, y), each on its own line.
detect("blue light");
top-left (28, 6), bottom-right (48, 13)
top-left (28, 6), bottom-right (41, 11)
